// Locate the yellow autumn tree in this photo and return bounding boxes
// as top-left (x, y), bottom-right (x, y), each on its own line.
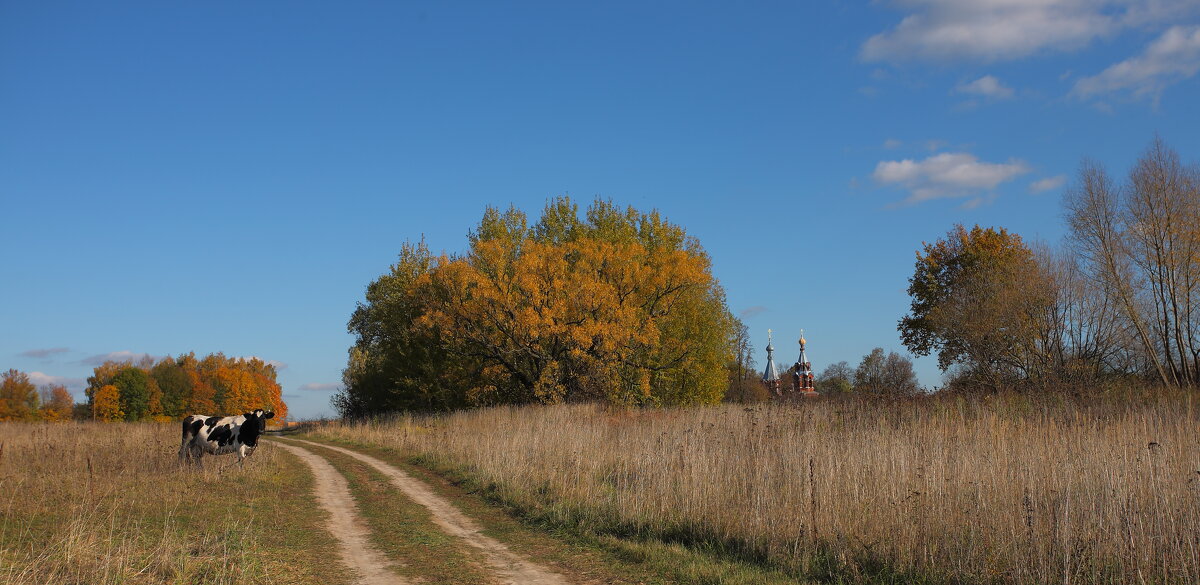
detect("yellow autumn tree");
top-left (92, 384), bottom-right (124, 422)
top-left (85, 360), bottom-right (129, 405)
top-left (414, 197), bottom-right (736, 408)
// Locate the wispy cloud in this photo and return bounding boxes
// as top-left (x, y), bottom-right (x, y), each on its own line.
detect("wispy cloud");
top-left (1072, 25), bottom-right (1200, 101)
top-left (1030, 175), bottom-right (1067, 193)
top-left (19, 347), bottom-right (70, 359)
top-left (79, 350), bottom-right (162, 366)
top-left (883, 138), bottom-right (904, 150)
top-left (739, 306), bottom-right (768, 319)
top-left (863, 0), bottom-right (1116, 62)
top-left (299, 383), bottom-right (342, 393)
top-left (873, 152), bottom-right (1031, 205)
top-left (862, 0), bottom-right (1198, 63)
top-left (27, 372), bottom-right (85, 391)
top-left (955, 75), bottom-right (1015, 99)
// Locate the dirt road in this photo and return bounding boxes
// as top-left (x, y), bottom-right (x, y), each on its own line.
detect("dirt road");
top-left (277, 439), bottom-right (570, 585)
top-left (274, 442), bottom-right (408, 585)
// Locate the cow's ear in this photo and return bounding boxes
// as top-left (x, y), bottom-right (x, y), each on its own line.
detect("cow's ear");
top-left (265, 411), bottom-right (275, 419)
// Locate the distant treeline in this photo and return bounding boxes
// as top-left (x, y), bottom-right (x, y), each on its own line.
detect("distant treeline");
top-left (899, 137), bottom-right (1200, 392)
top-left (0, 369), bottom-right (74, 421)
top-left (87, 353), bottom-right (288, 422)
top-left (1, 353), bottom-right (289, 423)
top-left (337, 197), bottom-right (740, 416)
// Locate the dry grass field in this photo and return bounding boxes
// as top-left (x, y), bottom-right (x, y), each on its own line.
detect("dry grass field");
top-left (310, 392), bottom-right (1200, 584)
top-left (0, 422), bottom-right (351, 585)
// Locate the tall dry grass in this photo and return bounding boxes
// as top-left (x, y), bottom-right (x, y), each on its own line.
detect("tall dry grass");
top-left (312, 393), bottom-right (1200, 584)
top-left (0, 422), bottom-right (347, 585)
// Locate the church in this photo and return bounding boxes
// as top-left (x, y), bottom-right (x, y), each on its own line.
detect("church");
top-left (760, 329), bottom-right (818, 397)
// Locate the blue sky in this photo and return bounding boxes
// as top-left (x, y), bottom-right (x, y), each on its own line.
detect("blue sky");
top-left (3, 1), bottom-right (1199, 419)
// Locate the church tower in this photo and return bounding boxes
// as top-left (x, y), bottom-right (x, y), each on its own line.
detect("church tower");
top-left (792, 329), bottom-right (818, 396)
top-left (761, 329), bottom-right (782, 396)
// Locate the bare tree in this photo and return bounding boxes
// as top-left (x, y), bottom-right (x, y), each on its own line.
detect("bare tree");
top-left (1064, 139), bottom-right (1200, 388)
top-left (1064, 158), bottom-right (1171, 386)
top-left (1125, 137), bottom-right (1200, 385)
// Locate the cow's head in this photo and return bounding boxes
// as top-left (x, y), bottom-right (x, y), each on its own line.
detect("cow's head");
top-left (244, 409), bottom-right (276, 431)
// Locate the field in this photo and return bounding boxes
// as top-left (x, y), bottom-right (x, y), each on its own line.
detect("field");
top-left (4, 393), bottom-right (1198, 585)
top-left (0, 422), bottom-right (352, 585)
top-left (309, 392), bottom-right (1200, 584)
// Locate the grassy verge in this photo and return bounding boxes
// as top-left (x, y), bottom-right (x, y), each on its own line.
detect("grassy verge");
top-left (279, 438), bottom-right (496, 584)
top-left (0, 422), bottom-right (352, 585)
top-left (298, 434), bottom-right (808, 585)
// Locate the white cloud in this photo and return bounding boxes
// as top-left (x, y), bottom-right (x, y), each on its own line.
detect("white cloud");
top-left (1072, 25), bottom-right (1200, 100)
top-left (872, 152), bottom-right (1032, 204)
top-left (861, 0), bottom-right (1199, 63)
top-left (19, 347), bottom-right (70, 359)
top-left (27, 371), bottom-right (85, 391)
top-left (80, 350), bottom-right (162, 366)
top-left (883, 138), bottom-right (904, 149)
top-left (955, 75), bottom-right (1015, 99)
top-left (299, 383), bottom-right (342, 393)
top-left (1030, 175), bottom-right (1068, 193)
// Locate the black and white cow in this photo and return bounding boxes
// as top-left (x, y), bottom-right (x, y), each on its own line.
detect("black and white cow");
top-left (179, 409), bottom-right (275, 466)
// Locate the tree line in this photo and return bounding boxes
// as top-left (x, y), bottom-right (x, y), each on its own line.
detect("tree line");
top-left (336, 197), bottom-right (740, 416)
top-left (725, 345), bottom-right (921, 402)
top-left (0, 369), bottom-right (75, 421)
top-left (87, 353), bottom-right (288, 421)
top-left (900, 137), bottom-right (1200, 392)
top-left (0, 353), bottom-right (289, 422)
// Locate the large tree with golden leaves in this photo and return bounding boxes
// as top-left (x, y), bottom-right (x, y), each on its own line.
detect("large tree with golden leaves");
top-left (338, 197), bottom-right (738, 414)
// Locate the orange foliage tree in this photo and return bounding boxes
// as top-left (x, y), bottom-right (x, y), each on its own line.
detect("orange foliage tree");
top-left (187, 370), bottom-right (218, 413)
top-left (92, 384), bottom-right (124, 422)
top-left (38, 385), bottom-right (75, 421)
